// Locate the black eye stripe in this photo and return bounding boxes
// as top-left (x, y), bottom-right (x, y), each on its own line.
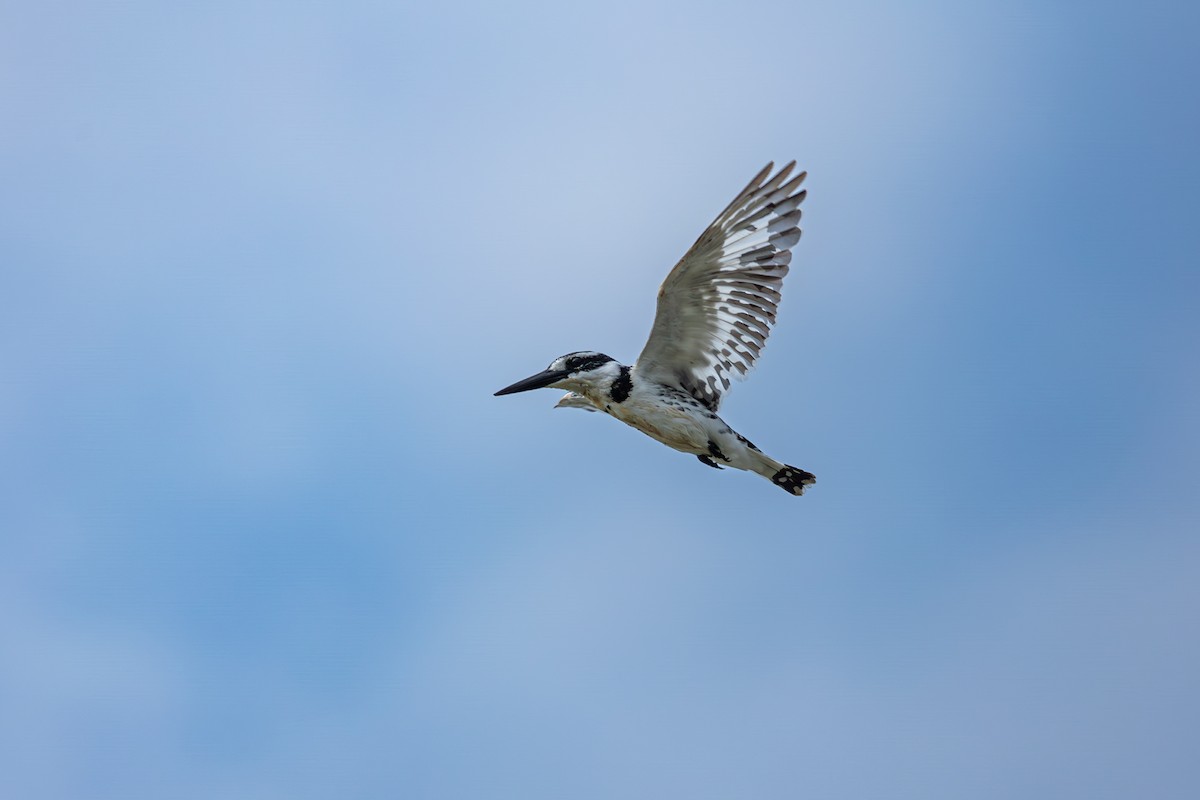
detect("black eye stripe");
top-left (564, 353), bottom-right (613, 372)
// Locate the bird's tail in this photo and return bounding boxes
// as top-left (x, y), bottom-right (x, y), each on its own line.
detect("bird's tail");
top-left (751, 454), bottom-right (816, 496)
top-left (770, 464), bottom-right (816, 496)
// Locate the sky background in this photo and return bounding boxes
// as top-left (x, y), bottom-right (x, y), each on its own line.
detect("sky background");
top-left (2, 1), bottom-right (1198, 798)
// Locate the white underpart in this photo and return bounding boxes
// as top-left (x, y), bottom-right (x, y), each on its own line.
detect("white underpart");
top-left (557, 368), bottom-right (787, 482)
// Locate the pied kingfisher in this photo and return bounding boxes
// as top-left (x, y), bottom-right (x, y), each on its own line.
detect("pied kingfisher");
top-left (495, 162), bottom-right (816, 496)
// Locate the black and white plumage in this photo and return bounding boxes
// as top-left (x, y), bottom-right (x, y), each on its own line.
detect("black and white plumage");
top-left (494, 162), bottom-right (816, 495)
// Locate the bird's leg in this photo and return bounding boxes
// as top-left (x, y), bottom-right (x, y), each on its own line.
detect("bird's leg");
top-left (707, 440), bottom-right (732, 462)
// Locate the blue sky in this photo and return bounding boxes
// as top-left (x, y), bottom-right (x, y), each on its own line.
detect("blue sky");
top-left (2, 1), bottom-right (1198, 798)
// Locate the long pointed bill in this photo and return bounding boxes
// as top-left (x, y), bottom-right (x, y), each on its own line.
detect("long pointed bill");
top-left (494, 369), bottom-right (569, 396)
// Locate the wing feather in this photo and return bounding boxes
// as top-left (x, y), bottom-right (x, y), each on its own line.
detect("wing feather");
top-left (633, 162), bottom-right (807, 411)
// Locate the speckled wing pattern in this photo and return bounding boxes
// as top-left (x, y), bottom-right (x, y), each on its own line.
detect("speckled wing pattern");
top-left (633, 162), bottom-right (806, 412)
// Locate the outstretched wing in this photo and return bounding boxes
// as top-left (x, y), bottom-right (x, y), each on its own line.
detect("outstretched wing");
top-left (633, 162), bottom-right (806, 411)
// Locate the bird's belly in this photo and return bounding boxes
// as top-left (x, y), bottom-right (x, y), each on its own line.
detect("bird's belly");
top-left (607, 397), bottom-right (710, 453)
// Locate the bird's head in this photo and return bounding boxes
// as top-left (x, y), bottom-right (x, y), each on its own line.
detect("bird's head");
top-left (494, 351), bottom-right (620, 397)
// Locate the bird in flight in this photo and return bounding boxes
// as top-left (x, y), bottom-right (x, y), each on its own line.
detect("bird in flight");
top-left (494, 162), bottom-right (815, 495)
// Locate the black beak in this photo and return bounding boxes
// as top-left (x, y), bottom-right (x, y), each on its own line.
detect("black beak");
top-left (494, 369), bottom-right (569, 396)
